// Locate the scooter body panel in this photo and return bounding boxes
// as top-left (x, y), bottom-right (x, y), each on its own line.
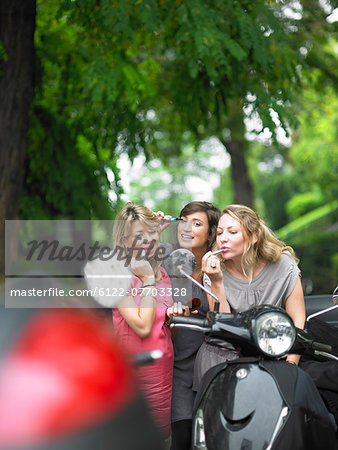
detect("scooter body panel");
top-left (193, 358), bottom-right (337, 450)
top-left (196, 362), bottom-right (285, 450)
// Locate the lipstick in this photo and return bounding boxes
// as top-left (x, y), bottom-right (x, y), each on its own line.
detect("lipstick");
top-left (211, 249), bottom-right (223, 256)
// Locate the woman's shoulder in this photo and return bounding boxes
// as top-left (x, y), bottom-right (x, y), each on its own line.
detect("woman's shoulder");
top-left (278, 252), bottom-right (299, 269)
top-left (263, 253), bottom-right (300, 280)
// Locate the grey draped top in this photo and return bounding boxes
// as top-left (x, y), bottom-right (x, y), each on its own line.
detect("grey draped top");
top-left (204, 253), bottom-right (301, 313)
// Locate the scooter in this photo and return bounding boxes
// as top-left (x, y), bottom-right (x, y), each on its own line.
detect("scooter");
top-left (167, 250), bottom-right (338, 450)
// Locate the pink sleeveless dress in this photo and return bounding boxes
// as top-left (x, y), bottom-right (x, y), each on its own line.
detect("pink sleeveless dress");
top-left (112, 267), bottom-right (174, 437)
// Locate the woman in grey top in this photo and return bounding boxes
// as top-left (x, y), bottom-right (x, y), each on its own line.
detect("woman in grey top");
top-left (193, 204), bottom-right (306, 390)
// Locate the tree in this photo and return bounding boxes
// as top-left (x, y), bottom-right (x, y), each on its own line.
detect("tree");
top-left (54, 0), bottom-right (306, 209)
top-left (0, 0), bottom-right (36, 275)
top-left (3, 0), bottom-right (337, 228)
top-left (251, 74), bottom-right (338, 230)
top-left (290, 84), bottom-right (338, 203)
top-left (19, 0), bottom-right (162, 219)
top-left (246, 75), bottom-right (338, 294)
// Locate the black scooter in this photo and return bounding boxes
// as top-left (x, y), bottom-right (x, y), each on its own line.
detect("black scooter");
top-left (167, 250), bottom-right (338, 450)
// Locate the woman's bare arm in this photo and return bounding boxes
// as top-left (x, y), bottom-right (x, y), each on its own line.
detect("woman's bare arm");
top-left (116, 254), bottom-right (157, 338)
top-left (117, 291), bottom-right (156, 338)
top-left (285, 276), bottom-right (306, 365)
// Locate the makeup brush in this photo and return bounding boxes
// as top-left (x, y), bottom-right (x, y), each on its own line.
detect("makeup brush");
top-left (166, 217), bottom-right (183, 222)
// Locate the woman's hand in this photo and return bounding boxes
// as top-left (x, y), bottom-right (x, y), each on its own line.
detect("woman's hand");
top-left (130, 251), bottom-right (155, 285)
top-left (286, 356), bottom-right (299, 365)
top-left (155, 210), bottom-right (173, 232)
top-left (202, 251), bottom-right (223, 285)
top-left (201, 251), bottom-right (230, 313)
top-left (166, 302), bottom-right (190, 320)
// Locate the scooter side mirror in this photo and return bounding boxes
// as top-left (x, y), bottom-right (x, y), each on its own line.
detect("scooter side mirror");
top-left (166, 248), bottom-right (220, 313)
top-left (165, 248), bottom-right (196, 277)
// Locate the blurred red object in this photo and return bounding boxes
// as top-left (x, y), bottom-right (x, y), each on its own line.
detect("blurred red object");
top-left (0, 308), bottom-right (163, 450)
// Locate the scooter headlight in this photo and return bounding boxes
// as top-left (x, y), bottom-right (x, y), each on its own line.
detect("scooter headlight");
top-left (253, 311), bottom-right (296, 357)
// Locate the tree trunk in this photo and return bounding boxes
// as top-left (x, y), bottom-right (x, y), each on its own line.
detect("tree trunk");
top-left (0, 0), bottom-right (36, 277)
top-left (225, 139), bottom-right (253, 208)
top-left (218, 99), bottom-right (254, 208)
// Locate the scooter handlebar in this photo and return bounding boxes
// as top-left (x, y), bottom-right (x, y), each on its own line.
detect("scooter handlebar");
top-left (169, 316), bottom-right (211, 328)
top-left (311, 341), bottom-right (333, 353)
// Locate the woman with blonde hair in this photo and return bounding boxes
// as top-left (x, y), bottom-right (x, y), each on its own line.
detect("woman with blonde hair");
top-left (112, 202), bottom-right (175, 447)
top-left (193, 204), bottom-right (306, 390)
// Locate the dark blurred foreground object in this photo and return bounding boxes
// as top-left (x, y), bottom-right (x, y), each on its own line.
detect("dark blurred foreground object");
top-left (0, 307), bottom-right (164, 450)
top-left (300, 315), bottom-right (338, 427)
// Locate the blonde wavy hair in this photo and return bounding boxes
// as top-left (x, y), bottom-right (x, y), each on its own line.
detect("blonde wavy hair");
top-left (219, 204), bottom-right (299, 281)
top-left (113, 202), bottom-right (162, 282)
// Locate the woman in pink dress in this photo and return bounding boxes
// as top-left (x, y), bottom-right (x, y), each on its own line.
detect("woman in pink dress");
top-left (111, 203), bottom-right (185, 447)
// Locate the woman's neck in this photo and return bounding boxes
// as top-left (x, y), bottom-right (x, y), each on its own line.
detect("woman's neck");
top-left (224, 259), bottom-right (246, 279)
top-left (192, 246), bottom-right (207, 282)
top-left (225, 258), bottom-right (266, 281)
top-left (192, 246), bottom-right (207, 268)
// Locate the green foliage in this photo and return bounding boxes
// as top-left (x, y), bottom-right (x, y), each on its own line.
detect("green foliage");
top-left (274, 200), bottom-right (338, 294)
top-left (20, 106), bottom-right (116, 219)
top-left (295, 0), bottom-right (338, 92)
top-left (276, 201), bottom-right (338, 242)
top-left (293, 230), bottom-right (338, 295)
top-left (56, 0), bottom-right (304, 143)
top-left (248, 75), bottom-right (337, 295)
top-left (249, 71), bottom-right (338, 230)
top-left (256, 170), bottom-right (301, 229)
top-left (290, 86), bottom-right (338, 201)
top-left (0, 40), bottom-right (7, 62)
top-left (286, 190), bottom-right (325, 220)
top-left (213, 167), bottom-right (234, 210)
top-left (331, 252), bottom-right (338, 282)
top-left (22, 0), bottom-right (337, 233)
top-left (247, 142), bottom-right (302, 229)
